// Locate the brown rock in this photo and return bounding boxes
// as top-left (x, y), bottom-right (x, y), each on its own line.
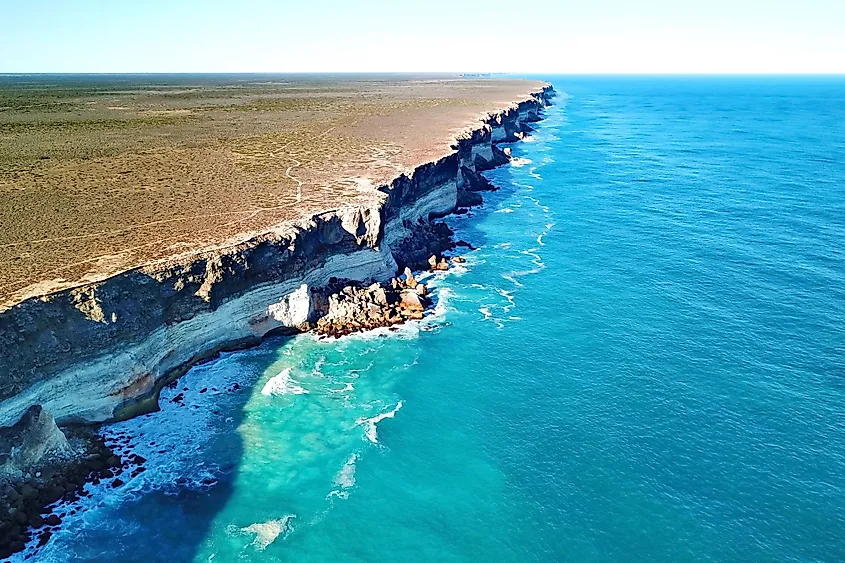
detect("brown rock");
top-left (402, 267), bottom-right (417, 289)
top-left (400, 291), bottom-right (424, 311)
top-left (371, 287), bottom-right (388, 306)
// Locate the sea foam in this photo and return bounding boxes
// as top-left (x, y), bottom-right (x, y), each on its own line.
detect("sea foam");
top-left (230, 515), bottom-right (295, 551)
top-left (261, 368), bottom-right (309, 396)
top-left (357, 401), bottom-right (404, 444)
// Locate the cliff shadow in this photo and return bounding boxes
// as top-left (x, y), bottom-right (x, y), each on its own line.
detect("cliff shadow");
top-left (48, 333), bottom-right (298, 562)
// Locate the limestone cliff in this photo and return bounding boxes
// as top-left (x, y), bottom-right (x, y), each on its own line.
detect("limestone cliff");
top-left (0, 85), bottom-right (554, 429)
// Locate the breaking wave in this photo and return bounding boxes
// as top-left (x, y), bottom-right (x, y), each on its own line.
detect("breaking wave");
top-left (357, 401), bottom-right (404, 444)
top-left (261, 367), bottom-right (309, 396)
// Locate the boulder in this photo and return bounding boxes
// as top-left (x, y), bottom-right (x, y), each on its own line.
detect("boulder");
top-left (400, 291), bottom-right (424, 312)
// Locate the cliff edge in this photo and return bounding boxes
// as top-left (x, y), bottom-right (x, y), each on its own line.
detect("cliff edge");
top-left (0, 85), bottom-right (555, 431)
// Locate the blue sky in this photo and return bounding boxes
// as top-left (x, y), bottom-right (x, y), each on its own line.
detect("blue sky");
top-left (1, 0), bottom-right (843, 73)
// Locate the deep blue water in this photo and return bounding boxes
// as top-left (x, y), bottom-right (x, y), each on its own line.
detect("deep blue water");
top-left (26, 77), bottom-right (845, 562)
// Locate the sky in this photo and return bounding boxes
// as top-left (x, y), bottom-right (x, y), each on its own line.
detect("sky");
top-left (1, 0), bottom-right (844, 74)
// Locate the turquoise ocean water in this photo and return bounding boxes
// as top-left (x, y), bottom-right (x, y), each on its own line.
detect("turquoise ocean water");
top-left (25, 77), bottom-right (845, 562)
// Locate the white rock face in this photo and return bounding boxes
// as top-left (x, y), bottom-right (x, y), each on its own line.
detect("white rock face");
top-left (0, 245), bottom-right (398, 425)
top-left (0, 405), bottom-right (73, 478)
top-left (383, 180), bottom-right (458, 248)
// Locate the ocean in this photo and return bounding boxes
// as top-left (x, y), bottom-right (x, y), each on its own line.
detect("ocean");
top-left (24, 76), bottom-right (845, 562)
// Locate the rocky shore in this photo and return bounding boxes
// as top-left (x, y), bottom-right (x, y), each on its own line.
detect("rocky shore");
top-left (0, 409), bottom-right (145, 559)
top-left (0, 84), bottom-right (553, 558)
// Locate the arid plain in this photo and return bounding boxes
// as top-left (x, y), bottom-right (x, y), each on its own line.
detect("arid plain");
top-left (0, 74), bottom-right (545, 307)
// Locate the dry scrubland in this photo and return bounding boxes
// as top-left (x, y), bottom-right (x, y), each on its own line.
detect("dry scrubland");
top-left (0, 74), bottom-right (545, 307)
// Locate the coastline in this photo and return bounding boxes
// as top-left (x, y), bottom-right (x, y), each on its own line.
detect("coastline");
top-left (0, 84), bottom-right (553, 558)
top-left (0, 84), bottom-right (554, 429)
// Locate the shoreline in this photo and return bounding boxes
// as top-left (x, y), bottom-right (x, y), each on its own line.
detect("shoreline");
top-left (0, 84), bottom-right (554, 558)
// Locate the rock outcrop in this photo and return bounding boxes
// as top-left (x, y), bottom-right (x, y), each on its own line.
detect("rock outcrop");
top-left (0, 84), bottom-right (554, 430)
top-left (314, 269), bottom-right (431, 338)
top-left (0, 406), bottom-right (73, 480)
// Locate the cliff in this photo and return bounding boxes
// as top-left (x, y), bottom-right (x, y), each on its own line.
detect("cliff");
top-left (0, 85), bottom-right (554, 429)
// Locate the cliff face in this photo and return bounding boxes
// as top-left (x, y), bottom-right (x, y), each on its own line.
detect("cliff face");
top-left (0, 86), bottom-right (554, 428)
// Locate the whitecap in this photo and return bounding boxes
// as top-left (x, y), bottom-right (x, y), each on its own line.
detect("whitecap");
top-left (327, 453), bottom-right (358, 499)
top-left (357, 401), bottom-right (404, 444)
top-left (261, 368), bottom-right (309, 396)
top-left (496, 288), bottom-right (516, 312)
top-left (478, 307), bottom-right (505, 329)
top-left (495, 208), bottom-right (514, 214)
top-left (230, 515), bottom-right (295, 551)
top-left (510, 157), bottom-right (532, 167)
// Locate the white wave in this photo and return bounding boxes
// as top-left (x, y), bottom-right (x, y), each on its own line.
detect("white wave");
top-left (312, 355), bottom-right (326, 377)
top-left (493, 242), bottom-right (511, 249)
top-left (523, 248), bottom-right (546, 269)
top-left (357, 401), bottom-right (403, 444)
top-left (510, 157), bottom-right (532, 167)
top-left (529, 170), bottom-right (543, 180)
top-left (502, 273), bottom-right (525, 288)
top-left (495, 208), bottom-right (514, 214)
top-left (421, 287), bottom-right (453, 328)
top-left (524, 195), bottom-right (550, 213)
top-left (229, 515), bottom-right (295, 551)
top-left (496, 288), bottom-right (516, 312)
top-left (327, 453), bottom-right (358, 500)
top-left (261, 368), bottom-right (309, 396)
top-left (478, 306), bottom-right (505, 329)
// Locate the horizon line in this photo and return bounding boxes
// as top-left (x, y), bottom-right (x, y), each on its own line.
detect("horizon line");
top-left (2, 72), bottom-right (845, 77)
